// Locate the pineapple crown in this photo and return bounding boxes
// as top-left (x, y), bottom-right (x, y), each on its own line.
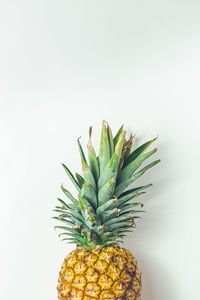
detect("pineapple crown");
top-left (53, 121), bottom-right (160, 249)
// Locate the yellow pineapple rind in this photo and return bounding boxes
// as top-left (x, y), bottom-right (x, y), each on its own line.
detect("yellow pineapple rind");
top-left (58, 246), bottom-right (142, 300)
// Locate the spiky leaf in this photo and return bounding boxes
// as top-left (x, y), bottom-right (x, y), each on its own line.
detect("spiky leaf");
top-left (99, 121), bottom-right (110, 174)
top-left (81, 159), bottom-right (96, 191)
top-left (124, 137), bottom-right (157, 167)
top-left (117, 149), bottom-right (158, 184)
top-left (113, 124), bottom-right (124, 146)
top-left (62, 163), bottom-right (80, 192)
top-left (98, 177), bottom-right (116, 205)
top-left (87, 127), bottom-right (100, 182)
top-left (80, 182), bottom-right (97, 209)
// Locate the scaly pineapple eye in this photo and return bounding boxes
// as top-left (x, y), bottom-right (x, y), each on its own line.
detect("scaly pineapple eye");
top-left (112, 257), bottom-right (117, 262)
top-left (58, 247), bottom-right (142, 299)
top-left (54, 121), bottom-right (160, 300)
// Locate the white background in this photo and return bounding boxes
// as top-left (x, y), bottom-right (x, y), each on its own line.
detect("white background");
top-left (0, 1), bottom-right (200, 299)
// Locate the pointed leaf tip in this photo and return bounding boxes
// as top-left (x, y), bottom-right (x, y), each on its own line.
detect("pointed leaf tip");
top-left (89, 126), bottom-right (93, 138)
top-left (77, 137), bottom-right (87, 163)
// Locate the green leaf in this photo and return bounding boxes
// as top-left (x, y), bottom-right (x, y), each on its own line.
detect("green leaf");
top-left (56, 198), bottom-right (69, 209)
top-left (81, 159), bottom-right (96, 191)
top-left (52, 217), bottom-right (74, 226)
top-left (98, 152), bottom-right (118, 189)
top-left (53, 209), bottom-right (71, 215)
top-left (53, 212), bottom-right (72, 219)
top-left (102, 208), bottom-right (120, 222)
top-left (96, 197), bottom-right (117, 215)
top-left (113, 124), bottom-right (124, 146)
top-left (70, 215), bottom-right (86, 226)
top-left (120, 185), bottom-right (151, 197)
top-left (114, 130), bottom-right (126, 165)
top-left (75, 172), bottom-right (84, 187)
top-left (58, 232), bottom-right (74, 237)
top-left (78, 194), bottom-right (95, 215)
top-left (98, 177), bottom-right (116, 205)
top-left (121, 184), bottom-right (152, 198)
top-left (72, 234), bottom-right (89, 246)
top-left (80, 182), bottom-right (97, 209)
top-left (112, 190), bottom-right (147, 208)
top-left (119, 209), bottom-right (144, 216)
top-left (104, 215), bottom-right (130, 226)
top-left (98, 129), bottom-right (126, 190)
top-left (91, 231), bottom-right (102, 244)
top-left (56, 197), bottom-right (86, 222)
top-left (117, 148), bottom-right (157, 184)
top-left (115, 169), bottom-right (145, 196)
top-left (107, 124), bottom-right (115, 156)
top-left (138, 159), bottom-right (161, 173)
top-left (98, 131), bottom-right (126, 189)
top-left (54, 225), bottom-right (81, 235)
top-left (116, 159), bottom-right (160, 196)
top-left (123, 135), bottom-right (134, 161)
top-left (99, 121), bottom-right (110, 175)
top-left (57, 205), bottom-right (85, 225)
top-left (77, 138), bottom-right (87, 163)
top-left (108, 221), bottom-right (134, 232)
top-left (62, 163), bottom-right (80, 192)
top-left (61, 185), bottom-right (81, 211)
top-left (100, 232), bottom-right (126, 243)
top-left (61, 238), bottom-right (77, 242)
top-left (87, 127), bottom-right (100, 182)
top-left (124, 137), bottom-right (158, 167)
top-left (55, 213), bottom-right (83, 227)
top-left (116, 229), bottom-right (133, 233)
top-left (118, 134), bottom-right (134, 172)
top-left (66, 210), bottom-right (85, 224)
top-left (119, 203), bottom-right (145, 213)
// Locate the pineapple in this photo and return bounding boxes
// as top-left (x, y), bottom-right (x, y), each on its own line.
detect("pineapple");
top-left (54, 121), bottom-right (160, 300)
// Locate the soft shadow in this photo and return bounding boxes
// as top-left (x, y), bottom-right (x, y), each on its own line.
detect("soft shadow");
top-left (124, 245), bottom-right (181, 300)
top-left (123, 139), bottom-right (182, 299)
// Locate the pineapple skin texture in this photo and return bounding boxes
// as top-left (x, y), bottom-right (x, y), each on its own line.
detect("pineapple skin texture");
top-left (58, 246), bottom-right (141, 300)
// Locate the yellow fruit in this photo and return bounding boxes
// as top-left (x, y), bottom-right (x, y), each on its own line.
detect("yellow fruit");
top-left (58, 246), bottom-right (141, 300)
